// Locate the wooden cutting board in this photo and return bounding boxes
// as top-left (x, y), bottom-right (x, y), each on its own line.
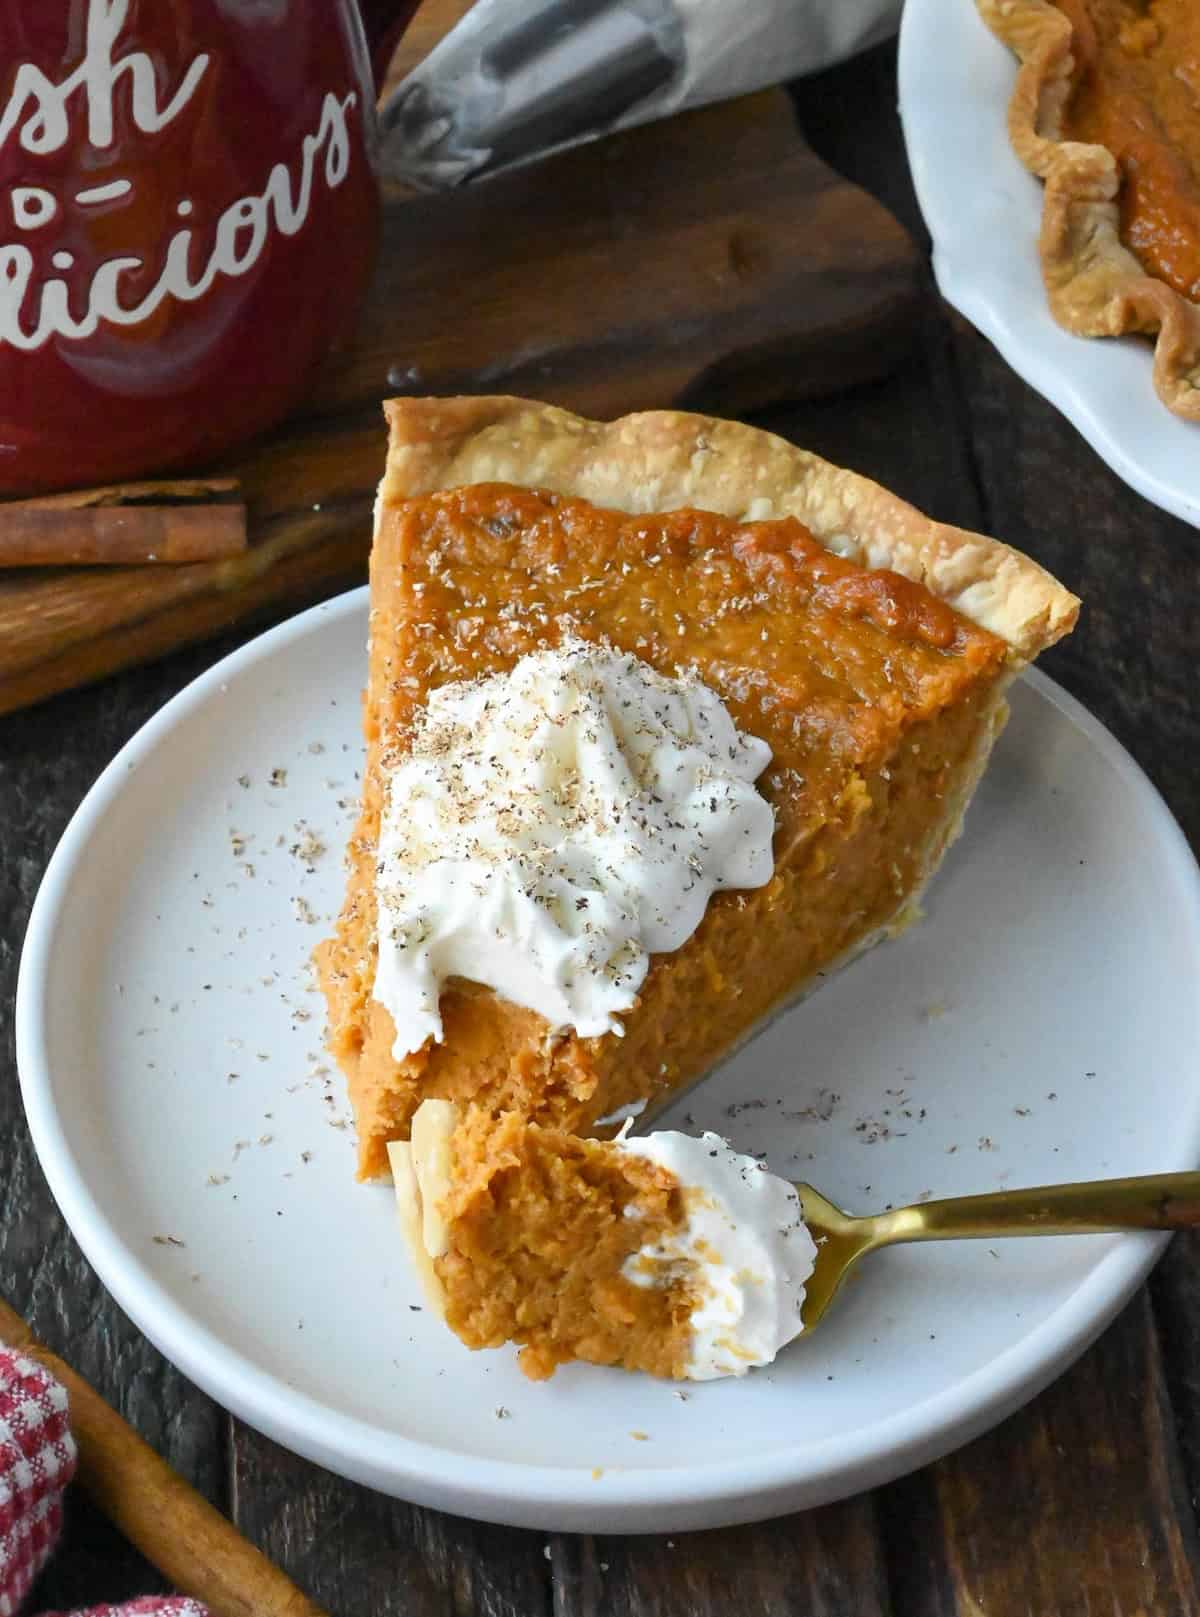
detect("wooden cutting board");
top-left (0, 79), bottom-right (919, 716)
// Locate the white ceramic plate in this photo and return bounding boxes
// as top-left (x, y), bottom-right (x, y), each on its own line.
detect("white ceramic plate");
top-left (898, 0), bottom-right (1200, 529)
top-left (17, 589), bottom-right (1200, 1532)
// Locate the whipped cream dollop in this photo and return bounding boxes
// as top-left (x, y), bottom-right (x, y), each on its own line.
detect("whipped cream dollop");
top-left (619, 1128), bottom-right (816, 1379)
top-left (373, 637), bottom-right (775, 1058)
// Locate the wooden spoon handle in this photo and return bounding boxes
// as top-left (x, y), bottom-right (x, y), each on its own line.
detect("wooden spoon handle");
top-left (0, 1297), bottom-right (328, 1617)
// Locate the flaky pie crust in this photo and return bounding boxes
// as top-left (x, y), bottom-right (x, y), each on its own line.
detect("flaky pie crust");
top-left (977, 0), bottom-right (1200, 420)
top-left (381, 395), bottom-right (1078, 660)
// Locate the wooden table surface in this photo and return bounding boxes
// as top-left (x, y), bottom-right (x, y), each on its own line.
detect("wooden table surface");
top-left (4, 39), bottom-right (1200, 1617)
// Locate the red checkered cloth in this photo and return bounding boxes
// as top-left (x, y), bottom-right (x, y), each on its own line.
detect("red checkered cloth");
top-left (0, 1349), bottom-right (74, 1617)
top-left (0, 1348), bottom-right (209, 1617)
top-left (39, 1605), bottom-right (208, 1617)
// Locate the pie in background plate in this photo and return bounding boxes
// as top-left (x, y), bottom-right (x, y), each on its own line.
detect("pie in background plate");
top-left (977, 0), bottom-right (1200, 418)
top-left (317, 395), bottom-right (1078, 1185)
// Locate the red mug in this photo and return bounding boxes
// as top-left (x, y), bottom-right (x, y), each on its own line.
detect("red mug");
top-left (0, 0), bottom-right (418, 494)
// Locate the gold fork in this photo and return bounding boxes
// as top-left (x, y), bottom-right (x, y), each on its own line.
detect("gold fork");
top-left (795, 1171), bottom-right (1200, 1331)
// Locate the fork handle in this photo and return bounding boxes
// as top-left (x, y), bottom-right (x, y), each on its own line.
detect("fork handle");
top-left (875, 1170), bottom-right (1200, 1244)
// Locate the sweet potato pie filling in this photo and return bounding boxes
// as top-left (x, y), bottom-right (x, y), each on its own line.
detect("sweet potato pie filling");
top-left (318, 482), bottom-right (1011, 1180)
top-left (414, 1105), bottom-right (697, 1381)
top-left (1055, 0), bottom-right (1200, 299)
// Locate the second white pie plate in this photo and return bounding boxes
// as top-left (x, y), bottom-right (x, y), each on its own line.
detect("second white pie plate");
top-left (899, 0), bottom-right (1200, 528)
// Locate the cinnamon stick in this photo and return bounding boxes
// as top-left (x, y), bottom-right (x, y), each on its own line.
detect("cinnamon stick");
top-left (19, 477), bottom-right (240, 510)
top-left (0, 1296), bottom-right (328, 1617)
top-left (0, 503), bottom-right (247, 566)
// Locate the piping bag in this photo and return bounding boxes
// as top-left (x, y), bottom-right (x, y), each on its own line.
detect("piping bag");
top-left (379, 0), bottom-right (902, 188)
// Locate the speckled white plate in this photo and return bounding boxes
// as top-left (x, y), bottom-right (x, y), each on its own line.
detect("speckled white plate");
top-left (899, 0), bottom-right (1200, 529)
top-left (17, 588), bottom-right (1200, 1532)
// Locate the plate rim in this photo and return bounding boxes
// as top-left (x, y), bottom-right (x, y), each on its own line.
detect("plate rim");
top-left (15, 587), bottom-right (1199, 1531)
top-left (897, 0), bottom-right (1200, 531)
